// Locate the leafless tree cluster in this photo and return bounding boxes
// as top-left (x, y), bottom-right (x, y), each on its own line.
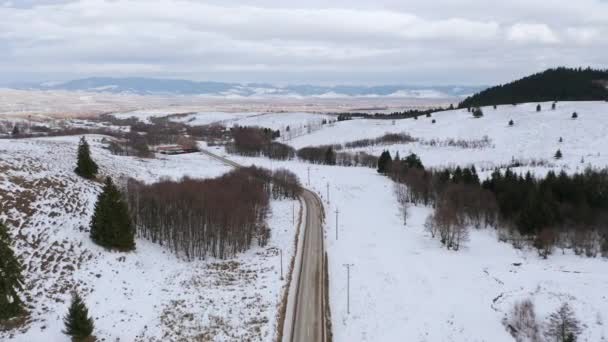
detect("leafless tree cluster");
top-left (419, 135), bottom-right (493, 149)
top-left (503, 300), bottom-right (583, 342)
top-left (227, 126), bottom-right (295, 160)
top-left (296, 145), bottom-right (378, 167)
top-left (503, 299), bottom-right (541, 342)
top-left (391, 167), bottom-right (497, 250)
top-left (393, 183), bottom-right (409, 226)
top-left (342, 133), bottom-right (417, 149)
top-left (478, 158), bottom-right (555, 172)
top-left (125, 167), bottom-right (301, 260)
top-left (280, 118), bottom-right (327, 141)
top-left (425, 195), bottom-right (469, 250)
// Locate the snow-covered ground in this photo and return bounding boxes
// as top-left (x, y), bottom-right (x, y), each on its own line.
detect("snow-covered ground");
top-left (206, 146), bottom-right (608, 342)
top-left (287, 101), bottom-right (608, 173)
top-left (2, 100), bottom-right (608, 341)
top-left (199, 100), bottom-right (608, 341)
top-left (0, 136), bottom-right (300, 341)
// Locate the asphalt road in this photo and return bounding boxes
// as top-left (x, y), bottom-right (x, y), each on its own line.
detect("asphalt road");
top-left (291, 188), bottom-right (325, 342)
top-left (198, 149), bottom-right (327, 342)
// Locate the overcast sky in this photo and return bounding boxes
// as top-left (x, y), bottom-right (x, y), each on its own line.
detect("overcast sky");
top-left (1, 0), bottom-right (607, 85)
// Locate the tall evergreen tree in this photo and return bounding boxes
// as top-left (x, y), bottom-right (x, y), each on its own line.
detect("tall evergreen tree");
top-left (536, 104), bottom-right (542, 112)
top-left (509, 119), bottom-right (514, 126)
top-left (377, 150), bottom-right (393, 173)
top-left (404, 153), bottom-right (424, 169)
top-left (90, 177), bottom-right (135, 251)
top-left (75, 137), bottom-right (99, 180)
top-left (0, 222), bottom-right (24, 320)
top-left (63, 292), bottom-right (94, 341)
top-left (11, 125), bottom-right (19, 136)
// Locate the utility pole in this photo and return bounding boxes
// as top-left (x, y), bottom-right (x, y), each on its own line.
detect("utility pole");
top-left (335, 207), bottom-right (339, 240)
top-left (280, 248), bottom-right (284, 280)
top-left (307, 167), bottom-right (310, 186)
top-left (326, 182), bottom-right (330, 204)
top-left (292, 202), bottom-right (295, 225)
top-left (343, 263), bottom-right (354, 314)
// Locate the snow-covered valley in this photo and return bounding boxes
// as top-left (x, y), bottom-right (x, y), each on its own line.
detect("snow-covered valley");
top-left (1, 100), bottom-right (608, 341)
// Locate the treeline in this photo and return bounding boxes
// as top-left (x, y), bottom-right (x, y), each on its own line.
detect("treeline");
top-left (460, 67), bottom-right (608, 108)
top-left (483, 168), bottom-right (608, 257)
top-left (296, 145), bottom-right (378, 168)
top-left (125, 167), bottom-right (301, 260)
top-left (337, 107), bottom-right (448, 121)
top-left (340, 133), bottom-right (416, 149)
top-left (226, 126), bottom-right (295, 160)
top-left (382, 150), bottom-right (608, 257)
top-left (388, 154), bottom-right (498, 250)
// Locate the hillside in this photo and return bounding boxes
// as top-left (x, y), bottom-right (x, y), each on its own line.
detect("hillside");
top-left (0, 136), bottom-right (299, 341)
top-left (459, 67), bottom-right (608, 108)
top-left (200, 100), bottom-right (608, 342)
top-left (2, 101), bottom-right (608, 341)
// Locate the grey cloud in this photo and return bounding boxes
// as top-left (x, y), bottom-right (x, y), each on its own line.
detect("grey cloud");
top-left (0, 0), bottom-right (606, 85)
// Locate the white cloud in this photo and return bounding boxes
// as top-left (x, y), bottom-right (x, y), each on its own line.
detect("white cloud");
top-left (506, 23), bottom-right (560, 44)
top-left (0, 0), bottom-right (606, 85)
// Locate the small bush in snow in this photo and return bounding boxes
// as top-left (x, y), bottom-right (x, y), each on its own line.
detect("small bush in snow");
top-left (572, 112), bottom-right (578, 119)
top-left (509, 120), bottom-right (514, 126)
top-left (472, 107), bottom-right (484, 118)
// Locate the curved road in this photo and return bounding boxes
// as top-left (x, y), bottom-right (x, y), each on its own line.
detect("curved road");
top-left (199, 149), bottom-right (327, 342)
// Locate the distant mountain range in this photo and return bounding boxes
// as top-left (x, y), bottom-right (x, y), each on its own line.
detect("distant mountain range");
top-left (10, 77), bottom-right (485, 99)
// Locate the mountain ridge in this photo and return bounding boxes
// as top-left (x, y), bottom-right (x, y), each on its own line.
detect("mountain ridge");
top-left (11, 77), bottom-right (484, 99)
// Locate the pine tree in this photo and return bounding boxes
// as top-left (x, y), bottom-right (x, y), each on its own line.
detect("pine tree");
top-left (432, 119), bottom-right (436, 124)
top-left (552, 102), bottom-right (557, 110)
top-left (377, 150), bottom-right (393, 173)
top-left (509, 119), bottom-right (514, 126)
top-left (63, 292), bottom-right (94, 341)
top-left (11, 125), bottom-right (19, 136)
top-left (536, 104), bottom-right (542, 112)
top-left (75, 137), bottom-right (99, 180)
top-left (544, 303), bottom-right (581, 342)
top-left (0, 222), bottom-right (24, 320)
top-left (90, 177), bottom-right (135, 251)
top-left (572, 112), bottom-right (578, 119)
top-left (555, 149), bottom-right (563, 159)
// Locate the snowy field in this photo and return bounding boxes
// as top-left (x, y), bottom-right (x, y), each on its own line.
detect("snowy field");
top-left (200, 100), bottom-right (608, 342)
top-left (2, 100), bottom-right (608, 341)
top-left (287, 101), bottom-right (608, 173)
top-left (0, 136), bottom-right (300, 341)
top-left (206, 145), bottom-right (608, 342)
